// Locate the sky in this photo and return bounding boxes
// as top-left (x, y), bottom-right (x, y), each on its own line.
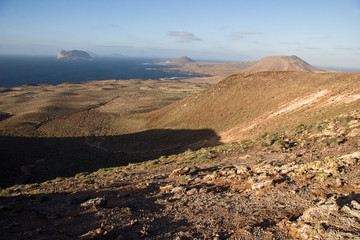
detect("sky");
top-left (0, 0), bottom-right (359, 69)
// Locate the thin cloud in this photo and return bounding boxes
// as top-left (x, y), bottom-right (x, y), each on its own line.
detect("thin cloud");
top-left (334, 47), bottom-right (355, 51)
top-left (168, 31), bottom-right (202, 42)
top-left (109, 24), bottom-right (120, 28)
top-left (301, 47), bottom-right (320, 50)
top-left (96, 45), bottom-right (134, 49)
top-left (279, 41), bottom-right (300, 45)
top-left (232, 31), bottom-right (262, 40)
top-left (298, 46), bottom-right (320, 50)
top-left (94, 24), bottom-right (120, 29)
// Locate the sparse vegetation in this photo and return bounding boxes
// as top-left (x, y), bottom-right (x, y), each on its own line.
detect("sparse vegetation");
top-left (1, 109), bottom-right (360, 239)
top-left (145, 72), bottom-right (360, 143)
top-left (1, 69), bottom-right (360, 239)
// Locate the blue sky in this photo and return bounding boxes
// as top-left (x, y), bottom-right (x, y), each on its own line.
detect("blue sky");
top-left (0, 0), bottom-right (359, 69)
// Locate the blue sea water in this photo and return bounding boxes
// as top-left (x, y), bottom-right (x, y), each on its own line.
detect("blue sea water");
top-left (0, 55), bottom-right (203, 87)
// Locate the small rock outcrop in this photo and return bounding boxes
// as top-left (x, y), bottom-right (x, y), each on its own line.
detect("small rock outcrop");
top-left (169, 167), bottom-right (190, 178)
top-left (57, 50), bottom-right (92, 60)
top-left (80, 197), bottom-right (107, 208)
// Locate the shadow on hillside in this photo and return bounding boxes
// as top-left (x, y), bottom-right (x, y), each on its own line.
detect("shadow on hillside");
top-left (0, 112), bottom-right (13, 122)
top-left (0, 182), bottom-right (184, 239)
top-left (0, 128), bottom-right (221, 188)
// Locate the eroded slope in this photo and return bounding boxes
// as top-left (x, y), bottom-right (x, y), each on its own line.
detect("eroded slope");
top-left (144, 72), bottom-right (360, 142)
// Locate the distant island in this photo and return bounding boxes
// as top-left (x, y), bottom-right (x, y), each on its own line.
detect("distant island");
top-left (158, 56), bottom-right (195, 65)
top-left (57, 50), bottom-right (92, 60)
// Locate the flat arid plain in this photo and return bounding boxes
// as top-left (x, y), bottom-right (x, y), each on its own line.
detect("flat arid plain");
top-left (1, 56), bottom-right (360, 239)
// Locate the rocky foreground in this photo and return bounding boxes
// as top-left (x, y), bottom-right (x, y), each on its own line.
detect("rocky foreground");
top-left (1, 111), bottom-right (360, 239)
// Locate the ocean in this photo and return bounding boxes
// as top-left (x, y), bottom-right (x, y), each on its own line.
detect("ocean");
top-left (0, 55), bottom-right (203, 87)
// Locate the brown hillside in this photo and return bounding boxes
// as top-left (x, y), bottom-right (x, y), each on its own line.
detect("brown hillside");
top-left (144, 71), bottom-right (360, 142)
top-left (242, 55), bottom-right (323, 72)
top-left (2, 109), bottom-right (360, 239)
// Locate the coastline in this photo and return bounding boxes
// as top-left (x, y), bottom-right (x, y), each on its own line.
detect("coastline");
top-left (0, 56), bottom-right (206, 88)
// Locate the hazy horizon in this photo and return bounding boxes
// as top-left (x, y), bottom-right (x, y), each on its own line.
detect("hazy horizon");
top-left (0, 0), bottom-right (359, 69)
